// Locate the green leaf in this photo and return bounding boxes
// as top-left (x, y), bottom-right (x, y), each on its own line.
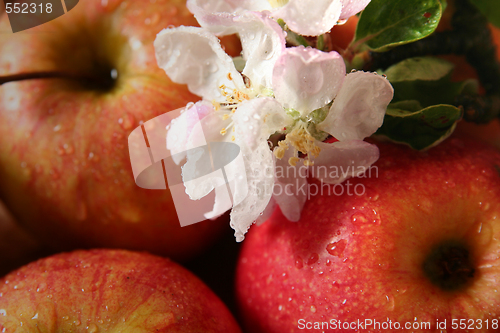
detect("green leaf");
top-left (469, 0), bottom-right (500, 28)
top-left (381, 57), bottom-right (479, 107)
top-left (376, 104), bottom-right (463, 150)
top-left (353, 0), bottom-right (443, 52)
top-left (391, 78), bottom-right (479, 107)
top-left (384, 57), bottom-right (454, 82)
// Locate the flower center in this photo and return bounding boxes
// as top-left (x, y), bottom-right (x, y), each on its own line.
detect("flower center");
top-left (268, 0), bottom-right (289, 9)
top-left (213, 76), bottom-right (251, 142)
top-left (273, 121), bottom-right (321, 166)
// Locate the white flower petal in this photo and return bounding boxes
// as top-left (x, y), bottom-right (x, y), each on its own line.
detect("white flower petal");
top-left (186, 110), bottom-right (233, 149)
top-left (317, 71), bottom-right (394, 141)
top-left (204, 183), bottom-right (233, 219)
top-left (233, 97), bottom-right (292, 151)
top-left (187, 0), bottom-right (272, 19)
top-left (230, 140), bottom-right (275, 241)
top-left (273, 46), bottom-right (346, 115)
top-left (273, 149), bottom-right (307, 222)
top-left (167, 101), bottom-right (213, 164)
top-left (311, 140), bottom-right (379, 184)
top-left (273, 0), bottom-right (342, 36)
top-left (255, 198), bottom-right (276, 225)
top-left (238, 13), bottom-right (286, 89)
top-left (154, 26), bottom-right (244, 100)
top-left (340, 0), bottom-right (371, 20)
top-left (193, 11), bottom-right (286, 88)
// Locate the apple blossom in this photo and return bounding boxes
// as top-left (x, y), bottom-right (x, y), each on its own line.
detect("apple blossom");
top-left (187, 0), bottom-right (371, 36)
top-left (155, 6), bottom-right (392, 240)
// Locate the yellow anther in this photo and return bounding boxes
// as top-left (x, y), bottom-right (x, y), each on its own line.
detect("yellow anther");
top-left (227, 72), bottom-right (233, 81)
top-left (231, 136), bottom-right (236, 142)
top-left (289, 156), bottom-right (300, 166)
top-left (212, 100), bottom-right (221, 111)
top-left (222, 114), bottom-right (230, 120)
top-left (274, 147), bottom-right (286, 159)
top-left (220, 128), bottom-right (227, 135)
top-left (303, 159), bottom-right (314, 166)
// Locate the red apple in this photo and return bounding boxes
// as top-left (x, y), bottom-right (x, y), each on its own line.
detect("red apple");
top-left (0, 200), bottom-right (50, 276)
top-left (0, 249), bottom-right (242, 332)
top-left (236, 136), bottom-right (500, 332)
top-left (0, 0), bottom-right (232, 260)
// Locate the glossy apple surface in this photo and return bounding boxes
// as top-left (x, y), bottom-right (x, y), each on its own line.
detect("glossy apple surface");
top-left (0, 0), bottom-right (230, 260)
top-left (0, 249), bottom-right (242, 332)
top-left (236, 136), bottom-right (500, 332)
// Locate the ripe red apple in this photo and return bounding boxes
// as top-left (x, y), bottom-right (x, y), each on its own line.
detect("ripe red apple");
top-left (0, 249), bottom-right (242, 332)
top-left (0, 200), bottom-right (50, 276)
top-left (0, 0), bottom-right (231, 260)
top-left (236, 136), bottom-right (500, 332)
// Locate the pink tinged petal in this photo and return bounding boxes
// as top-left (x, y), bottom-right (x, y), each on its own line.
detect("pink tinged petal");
top-left (238, 13), bottom-right (286, 88)
top-left (273, 0), bottom-right (342, 36)
top-left (233, 97), bottom-right (292, 151)
top-left (339, 0), bottom-right (371, 20)
top-left (187, 0), bottom-right (271, 20)
top-left (273, 46), bottom-right (346, 116)
top-left (230, 141), bottom-right (275, 241)
top-left (317, 71), bottom-right (394, 141)
top-left (167, 101), bottom-right (214, 164)
top-left (154, 26), bottom-right (244, 100)
top-left (273, 149), bottom-right (307, 222)
top-left (195, 11), bottom-right (286, 88)
top-left (311, 140), bottom-right (379, 184)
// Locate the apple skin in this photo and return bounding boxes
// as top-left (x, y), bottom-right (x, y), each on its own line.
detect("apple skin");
top-left (0, 200), bottom-right (51, 277)
top-left (0, 0), bottom-right (232, 260)
top-left (236, 136), bottom-right (500, 332)
top-left (0, 249), bottom-right (242, 332)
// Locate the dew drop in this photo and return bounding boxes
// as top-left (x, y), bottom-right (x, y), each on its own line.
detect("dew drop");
top-left (307, 253), bottom-right (319, 265)
top-left (351, 212), bottom-right (367, 223)
top-left (87, 323), bottom-right (98, 332)
top-left (295, 256), bottom-right (303, 269)
top-left (36, 283), bottom-right (47, 293)
top-left (326, 239), bottom-right (347, 257)
top-left (310, 305), bottom-right (317, 313)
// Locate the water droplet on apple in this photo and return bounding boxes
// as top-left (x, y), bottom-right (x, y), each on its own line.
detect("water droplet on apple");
top-left (74, 319), bottom-right (81, 326)
top-left (295, 256), bottom-right (303, 269)
top-left (87, 323), bottom-right (98, 332)
top-left (53, 124), bottom-right (61, 132)
top-left (62, 316), bottom-right (69, 321)
top-left (307, 253), bottom-right (319, 265)
top-left (385, 295), bottom-right (395, 311)
top-left (101, 0), bottom-right (108, 6)
top-left (310, 305), bottom-right (317, 313)
top-left (326, 239), bottom-right (347, 257)
top-left (36, 283), bottom-right (47, 293)
top-left (475, 222), bottom-right (493, 247)
top-left (278, 305), bottom-right (283, 311)
top-left (351, 212), bottom-right (367, 223)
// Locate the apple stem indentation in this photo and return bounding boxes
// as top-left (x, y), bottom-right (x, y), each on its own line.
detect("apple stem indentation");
top-left (422, 240), bottom-right (476, 292)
